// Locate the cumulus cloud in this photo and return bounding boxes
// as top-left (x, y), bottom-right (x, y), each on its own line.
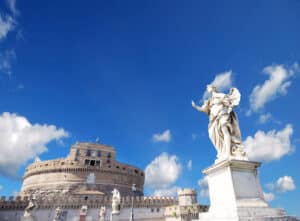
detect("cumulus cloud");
top-left (259, 113), bottom-right (272, 124)
top-left (276, 176), bottom-right (296, 192)
top-left (152, 129), bottom-right (171, 143)
top-left (0, 112), bottom-right (69, 177)
top-left (249, 63), bottom-right (299, 112)
top-left (203, 71), bottom-right (232, 99)
top-left (243, 124), bottom-right (294, 162)
top-left (145, 152), bottom-right (181, 189)
top-left (34, 156), bottom-right (41, 162)
top-left (0, 49), bottom-right (16, 76)
top-left (153, 186), bottom-right (179, 197)
top-left (0, 13), bottom-right (15, 40)
top-left (187, 160), bottom-right (192, 170)
top-left (263, 192), bottom-right (275, 202)
top-left (198, 176), bottom-right (209, 198)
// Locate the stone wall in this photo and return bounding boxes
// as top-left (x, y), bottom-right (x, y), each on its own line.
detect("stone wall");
top-left (0, 195), bottom-right (177, 221)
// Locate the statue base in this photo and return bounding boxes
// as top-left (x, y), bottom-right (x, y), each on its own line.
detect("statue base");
top-left (195, 159), bottom-right (290, 221)
top-left (21, 216), bottom-right (35, 221)
top-left (110, 212), bottom-right (120, 221)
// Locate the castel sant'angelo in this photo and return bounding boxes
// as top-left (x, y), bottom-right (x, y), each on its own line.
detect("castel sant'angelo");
top-left (21, 142), bottom-right (144, 198)
top-left (0, 142), bottom-right (207, 221)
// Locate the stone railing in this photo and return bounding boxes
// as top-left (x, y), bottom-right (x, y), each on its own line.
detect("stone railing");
top-left (0, 195), bottom-right (177, 210)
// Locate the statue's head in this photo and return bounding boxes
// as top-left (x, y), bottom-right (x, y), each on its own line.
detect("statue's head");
top-left (206, 84), bottom-right (217, 93)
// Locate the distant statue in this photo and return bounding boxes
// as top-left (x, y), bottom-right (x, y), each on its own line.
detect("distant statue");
top-left (111, 188), bottom-right (121, 214)
top-left (192, 85), bottom-right (247, 162)
top-left (23, 196), bottom-right (37, 219)
top-left (53, 207), bottom-right (62, 221)
top-left (80, 205), bottom-right (88, 216)
top-left (99, 206), bottom-right (106, 221)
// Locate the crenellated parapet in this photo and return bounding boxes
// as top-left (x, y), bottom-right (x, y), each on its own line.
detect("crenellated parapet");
top-left (0, 196), bottom-right (28, 210)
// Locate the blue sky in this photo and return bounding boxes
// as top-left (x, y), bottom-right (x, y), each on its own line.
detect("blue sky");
top-left (0, 0), bottom-right (300, 217)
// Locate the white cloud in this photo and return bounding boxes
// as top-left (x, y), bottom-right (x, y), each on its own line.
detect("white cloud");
top-left (152, 129), bottom-right (171, 143)
top-left (6, 0), bottom-right (19, 16)
top-left (0, 13), bottom-right (15, 41)
top-left (198, 176), bottom-right (209, 198)
top-left (145, 152), bottom-right (181, 189)
top-left (203, 71), bottom-right (232, 99)
top-left (259, 113), bottom-right (272, 124)
top-left (153, 186), bottom-right (179, 197)
top-left (249, 63), bottom-right (299, 112)
top-left (276, 176), bottom-right (296, 192)
top-left (200, 189), bottom-right (209, 198)
top-left (34, 156), bottom-right (41, 162)
top-left (243, 124), bottom-right (294, 162)
top-left (0, 49), bottom-right (16, 76)
top-left (198, 176), bottom-right (208, 188)
top-left (187, 160), bottom-right (192, 171)
top-left (263, 192), bottom-right (275, 202)
top-left (0, 112), bottom-right (69, 177)
top-left (0, 185), bottom-right (3, 191)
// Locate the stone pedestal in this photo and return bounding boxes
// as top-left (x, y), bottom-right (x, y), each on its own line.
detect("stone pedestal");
top-left (110, 213), bottom-right (120, 221)
top-left (197, 159), bottom-right (286, 221)
top-left (21, 216), bottom-right (35, 221)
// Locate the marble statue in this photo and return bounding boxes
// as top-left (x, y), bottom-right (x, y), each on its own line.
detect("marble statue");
top-left (99, 206), bottom-right (106, 221)
top-left (192, 85), bottom-right (247, 162)
top-left (23, 197), bottom-right (37, 219)
top-left (53, 207), bottom-right (62, 221)
top-left (111, 188), bottom-right (121, 214)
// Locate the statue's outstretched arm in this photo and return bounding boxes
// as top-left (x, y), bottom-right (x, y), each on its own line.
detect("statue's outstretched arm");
top-left (192, 100), bottom-right (209, 113)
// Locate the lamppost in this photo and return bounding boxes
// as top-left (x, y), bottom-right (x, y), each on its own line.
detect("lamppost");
top-left (130, 183), bottom-right (136, 221)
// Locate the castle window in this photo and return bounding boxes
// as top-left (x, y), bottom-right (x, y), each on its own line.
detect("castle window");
top-left (75, 149), bottom-right (80, 161)
top-left (107, 159), bottom-right (110, 164)
top-left (85, 159), bottom-right (90, 165)
top-left (107, 152), bottom-right (111, 158)
top-left (90, 160), bottom-right (95, 166)
top-left (86, 149), bottom-right (91, 157)
top-left (97, 150), bottom-right (101, 157)
top-left (157, 208), bottom-right (160, 212)
top-left (134, 169), bottom-right (138, 174)
top-left (116, 165), bottom-right (120, 169)
top-left (96, 160), bottom-right (100, 166)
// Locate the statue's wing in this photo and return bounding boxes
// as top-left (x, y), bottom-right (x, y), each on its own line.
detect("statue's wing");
top-left (229, 88), bottom-right (241, 107)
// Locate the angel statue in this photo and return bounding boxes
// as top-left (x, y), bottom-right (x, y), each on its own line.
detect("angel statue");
top-left (23, 196), bottom-right (37, 220)
top-left (192, 85), bottom-right (248, 162)
top-left (111, 188), bottom-right (121, 214)
top-left (99, 206), bottom-right (106, 221)
top-left (53, 206), bottom-right (62, 221)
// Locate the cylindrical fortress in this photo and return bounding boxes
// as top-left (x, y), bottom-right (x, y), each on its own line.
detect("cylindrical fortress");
top-left (21, 142), bottom-right (144, 197)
